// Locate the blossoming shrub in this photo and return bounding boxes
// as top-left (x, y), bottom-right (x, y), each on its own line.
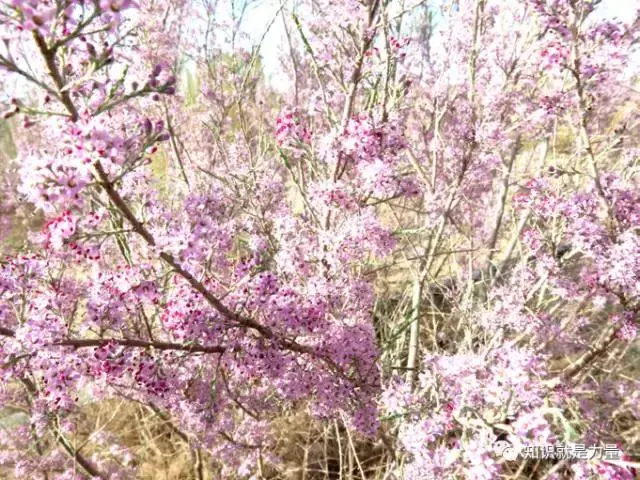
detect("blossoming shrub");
top-left (0, 0), bottom-right (638, 478)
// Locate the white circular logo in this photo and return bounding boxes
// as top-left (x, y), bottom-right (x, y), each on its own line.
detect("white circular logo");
top-left (493, 440), bottom-right (519, 461)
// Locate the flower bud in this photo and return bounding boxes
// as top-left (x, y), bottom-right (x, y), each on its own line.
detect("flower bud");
top-left (142, 118), bottom-right (152, 136)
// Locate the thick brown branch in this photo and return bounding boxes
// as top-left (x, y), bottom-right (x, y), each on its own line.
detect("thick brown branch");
top-left (54, 420), bottom-right (106, 479)
top-left (32, 32), bottom-right (80, 122)
top-left (0, 326), bottom-right (224, 354)
top-left (19, 378), bottom-right (106, 479)
top-left (564, 327), bottom-right (620, 380)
